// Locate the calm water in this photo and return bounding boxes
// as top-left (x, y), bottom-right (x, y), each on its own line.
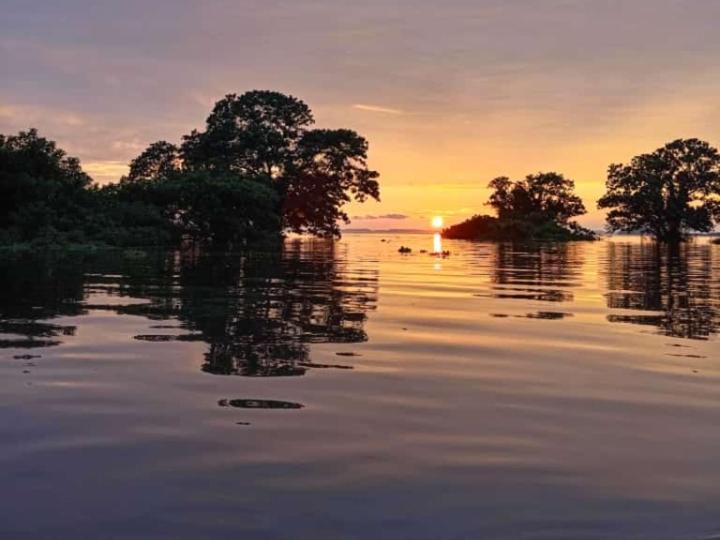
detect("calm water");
top-left (1, 234), bottom-right (719, 539)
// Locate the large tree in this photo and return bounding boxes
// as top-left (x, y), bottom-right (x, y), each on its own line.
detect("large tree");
top-left (282, 129), bottom-right (380, 237)
top-left (176, 90), bottom-right (379, 238)
top-left (124, 140), bottom-right (181, 183)
top-left (181, 90), bottom-right (314, 176)
top-left (487, 172), bottom-right (587, 225)
top-left (598, 139), bottom-right (720, 242)
top-left (0, 129), bottom-right (92, 239)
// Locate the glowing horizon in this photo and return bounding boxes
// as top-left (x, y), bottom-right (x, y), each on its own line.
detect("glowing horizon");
top-left (3, 1), bottom-right (720, 231)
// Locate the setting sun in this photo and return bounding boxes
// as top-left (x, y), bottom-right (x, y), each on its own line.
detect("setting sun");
top-left (432, 216), bottom-right (444, 229)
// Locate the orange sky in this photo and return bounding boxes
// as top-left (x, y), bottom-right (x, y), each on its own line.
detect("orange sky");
top-left (2, 1), bottom-right (720, 230)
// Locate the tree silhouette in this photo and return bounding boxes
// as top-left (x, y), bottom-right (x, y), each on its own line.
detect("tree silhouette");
top-left (598, 139), bottom-right (720, 242)
top-left (123, 141), bottom-right (181, 184)
top-left (181, 90), bottom-right (314, 177)
top-left (444, 172), bottom-right (592, 241)
top-left (282, 129), bottom-right (380, 237)
top-left (0, 129), bottom-right (97, 243)
top-left (487, 172), bottom-right (587, 225)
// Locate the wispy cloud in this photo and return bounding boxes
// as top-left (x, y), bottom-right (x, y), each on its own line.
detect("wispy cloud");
top-left (352, 104), bottom-right (404, 115)
top-left (0, 104), bottom-right (86, 127)
top-left (352, 213), bottom-right (408, 220)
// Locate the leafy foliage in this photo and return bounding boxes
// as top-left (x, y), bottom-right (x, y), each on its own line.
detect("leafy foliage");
top-left (444, 172), bottom-right (594, 241)
top-left (179, 90), bottom-right (380, 236)
top-left (282, 129), bottom-right (380, 237)
top-left (181, 90), bottom-right (314, 176)
top-left (598, 139), bottom-right (720, 242)
top-left (124, 141), bottom-right (181, 184)
top-left (487, 172), bottom-right (587, 225)
top-left (0, 90), bottom-right (380, 247)
top-left (0, 129), bottom-right (93, 242)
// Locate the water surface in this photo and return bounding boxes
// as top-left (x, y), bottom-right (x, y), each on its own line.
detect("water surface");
top-left (1, 234), bottom-right (719, 539)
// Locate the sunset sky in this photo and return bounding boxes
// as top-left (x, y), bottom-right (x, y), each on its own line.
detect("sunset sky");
top-left (2, 0), bottom-right (720, 230)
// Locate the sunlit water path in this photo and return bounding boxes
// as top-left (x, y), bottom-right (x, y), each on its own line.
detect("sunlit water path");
top-left (1, 234), bottom-right (719, 539)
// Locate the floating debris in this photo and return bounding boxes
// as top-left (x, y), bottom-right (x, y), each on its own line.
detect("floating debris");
top-left (134, 334), bottom-right (205, 342)
top-left (13, 354), bottom-right (41, 360)
top-left (398, 246), bottom-right (412, 254)
top-left (218, 398), bottom-right (304, 410)
top-left (298, 362), bottom-right (354, 370)
top-left (335, 352), bottom-right (361, 357)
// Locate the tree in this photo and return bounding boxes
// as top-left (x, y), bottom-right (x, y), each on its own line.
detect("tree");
top-left (444, 172), bottom-right (592, 241)
top-left (178, 91), bottom-right (380, 238)
top-left (598, 139), bottom-right (720, 242)
top-left (487, 172), bottom-right (587, 224)
top-left (0, 129), bottom-right (92, 239)
top-left (150, 171), bottom-right (281, 245)
top-left (282, 129), bottom-right (380, 237)
top-left (181, 90), bottom-right (314, 176)
top-left (124, 141), bottom-right (181, 183)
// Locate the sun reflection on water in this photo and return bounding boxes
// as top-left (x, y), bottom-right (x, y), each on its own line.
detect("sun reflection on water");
top-left (433, 232), bottom-right (442, 254)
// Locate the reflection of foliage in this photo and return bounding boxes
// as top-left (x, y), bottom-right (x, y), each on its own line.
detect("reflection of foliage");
top-left (604, 242), bottom-right (718, 339)
top-left (0, 252), bottom-right (83, 347)
top-left (0, 242), bottom-right (376, 376)
top-left (490, 243), bottom-right (581, 303)
top-left (176, 240), bottom-right (377, 377)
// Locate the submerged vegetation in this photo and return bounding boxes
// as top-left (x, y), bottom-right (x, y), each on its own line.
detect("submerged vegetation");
top-left (0, 90), bottom-right (379, 248)
top-left (598, 139), bottom-right (720, 243)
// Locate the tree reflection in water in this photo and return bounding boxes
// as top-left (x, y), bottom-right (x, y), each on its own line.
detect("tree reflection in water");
top-left (0, 240), bottom-right (378, 374)
top-left (604, 241), bottom-right (719, 340)
top-left (485, 242), bottom-right (583, 319)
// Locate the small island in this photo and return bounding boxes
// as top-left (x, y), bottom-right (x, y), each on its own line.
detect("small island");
top-left (442, 172), bottom-right (597, 241)
top-left (444, 139), bottom-right (720, 243)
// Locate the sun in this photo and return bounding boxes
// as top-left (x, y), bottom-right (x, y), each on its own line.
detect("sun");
top-left (431, 216), bottom-right (444, 229)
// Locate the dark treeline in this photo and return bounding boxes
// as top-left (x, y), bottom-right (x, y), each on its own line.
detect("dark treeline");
top-left (445, 138), bottom-right (720, 243)
top-left (0, 90), bottom-right (379, 248)
top-left (3, 96), bottom-right (720, 247)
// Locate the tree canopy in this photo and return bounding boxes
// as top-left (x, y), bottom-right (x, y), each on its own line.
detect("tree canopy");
top-left (0, 90), bottom-right (381, 247)
top-left (487, 172), bottom-right (587, 225)
top-left (124, 141), bottom-right (181, 184)
top-left (444, 172), bottom-right (594, 241)
top-left (173, 90), bottom-right (379, 237)
top-left (0, 129), bottom-right (92, 241)
top-left (598, 139), bottom-right (720, 242)
top-left (181, 90), bottom-right (314, 176)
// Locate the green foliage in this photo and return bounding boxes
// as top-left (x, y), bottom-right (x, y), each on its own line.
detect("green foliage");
top-left (282, 129), bottom-right (380, 237)
top-left (0, 90), bottom-right (380, 247)
top-left (181, 90), bottom-right (314, 176)
top-left (487, 172), bottom-right (587, 225)
top-left (0, 129), bottom-right (93, 242)
top-left (124, 141), bottom-right (181, 184)
top-left (598, 139), bottom-right (720, 242)
top-left (443, 215), bottom-right (595, 241)
top-left (179, 90), bottom-right (379, 237)
top-left (147, 171), bottom-right (281, 245)
top-left (444, 171), bottom-right (594, 242)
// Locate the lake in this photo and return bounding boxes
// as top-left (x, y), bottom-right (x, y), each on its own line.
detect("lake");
top-left (1, 234), bottom-right (719, 539)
